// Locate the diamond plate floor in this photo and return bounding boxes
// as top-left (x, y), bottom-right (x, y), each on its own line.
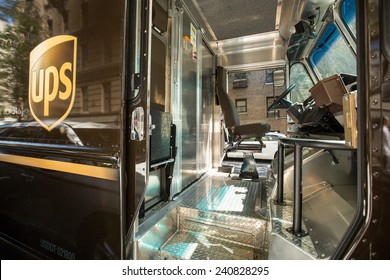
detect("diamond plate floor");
top-left (160, 231), bottom-right (260, 260)
top-left (179, 174), bottom-right (269, 219)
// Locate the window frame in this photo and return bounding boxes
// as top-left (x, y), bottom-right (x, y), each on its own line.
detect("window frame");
top-left (235, 98), bottom-right (247, 113)
top-left (266, 96), bottom-right (281, 119)
top-left (308, 21), bottom-right (357, 80)
top-left (339, 0), bottom-right (357, 39)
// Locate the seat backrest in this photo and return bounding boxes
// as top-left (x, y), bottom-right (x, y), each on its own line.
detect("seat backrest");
top-left (216, 67), bottom-right (240, 128)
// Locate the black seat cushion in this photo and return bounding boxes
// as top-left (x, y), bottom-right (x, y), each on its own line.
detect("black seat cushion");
top-left (234, 123), bottom-right (271, 139)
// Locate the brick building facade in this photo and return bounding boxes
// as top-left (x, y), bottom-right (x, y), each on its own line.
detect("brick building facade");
top-left (228, 70), bottom-right (287, 134)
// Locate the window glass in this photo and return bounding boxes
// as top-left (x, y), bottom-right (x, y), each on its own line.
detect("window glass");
top-left (340, 0), bottom-right (356, 37)
top-left (289, 63), bottom-right (314, 104)
top-left (309, 22), bottom-right (356, 79)
top-left (235, 98), bottom-right (247, 113)
top-left (266, 96), bottom-right (280, 118)
top-left (233, 73), bottom-right (248, 88)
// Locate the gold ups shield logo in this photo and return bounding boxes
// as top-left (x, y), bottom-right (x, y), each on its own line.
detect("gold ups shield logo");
top-left (29, 35), bottom-right (77, 131)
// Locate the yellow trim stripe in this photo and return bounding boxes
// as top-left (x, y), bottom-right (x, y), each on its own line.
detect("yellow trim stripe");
top-left (0, 153), bottom-right (118, 181)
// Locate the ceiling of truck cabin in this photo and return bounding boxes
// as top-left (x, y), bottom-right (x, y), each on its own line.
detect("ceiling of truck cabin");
top-left (185, 0), bottom-right (278, 41)
top-left (183, 0), bottom-right (334, 42)
top-left (182, 0), bottom-right (287, 71)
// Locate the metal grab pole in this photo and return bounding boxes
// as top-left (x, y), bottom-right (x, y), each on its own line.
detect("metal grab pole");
top-left (289, 143), bottom-right (308, 237)
top-left (276, 141), bottom-right (285, 205)
top-left (278, 137), bottom-right (355, 237)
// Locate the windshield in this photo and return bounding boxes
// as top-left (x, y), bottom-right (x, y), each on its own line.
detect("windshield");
top-left (309, 22), bottom-right (356, 79)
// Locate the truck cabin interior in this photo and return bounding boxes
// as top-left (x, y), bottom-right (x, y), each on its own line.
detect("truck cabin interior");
top-left (135, 0), bottom-right (360, 260)
top-left (1, 0), bottom-right (387, 260)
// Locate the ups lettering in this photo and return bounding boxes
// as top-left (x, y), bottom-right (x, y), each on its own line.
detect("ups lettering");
top-left (29, 35), bottom-right (77, 131)
top-left (31, 62), bottom-right (73, 116)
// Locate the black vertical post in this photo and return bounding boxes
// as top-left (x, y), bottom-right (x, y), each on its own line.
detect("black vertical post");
top-left (290, 143), bottom-right (308, 237)
top-left (276, 141), bottom-right (285, 204)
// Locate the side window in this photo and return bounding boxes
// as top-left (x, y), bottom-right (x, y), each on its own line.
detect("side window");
top-left (309, 22), bottom-right (356, 79)
top-left (340, 0), bottom-right (356, 38)
top-left (289, 63), bottom-right (314, 104)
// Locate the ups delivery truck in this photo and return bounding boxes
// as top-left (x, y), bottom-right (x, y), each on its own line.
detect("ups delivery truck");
top-left (0, 0), bottom-right (389, 259)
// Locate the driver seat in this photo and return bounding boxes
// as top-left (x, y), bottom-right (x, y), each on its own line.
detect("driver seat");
top-left (216, 67), bottom-right (271, 151)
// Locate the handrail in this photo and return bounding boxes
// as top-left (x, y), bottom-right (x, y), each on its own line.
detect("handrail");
top-left (275, 138), bottom-right (356, 237)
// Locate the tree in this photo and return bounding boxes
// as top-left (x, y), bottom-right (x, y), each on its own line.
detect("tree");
top-left (0, 0), bottom-right (45, 120)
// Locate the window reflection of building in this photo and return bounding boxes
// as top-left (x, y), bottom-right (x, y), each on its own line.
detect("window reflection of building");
top-left (47, 19), bottom-right (53, 36)
top-left (102, 83), bottom-right (111, 113)
top-left (47, 0), bottom-right (122, 119)
top-left (81, 86), bottom-right (88, 113)
top-left (81, 1), bottom-right (89, 28)
top-left (63, 12), bottom-right (69, 33)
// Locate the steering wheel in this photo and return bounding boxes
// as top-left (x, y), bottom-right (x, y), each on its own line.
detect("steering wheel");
top-left (267, 83), bottom-right (296, 110)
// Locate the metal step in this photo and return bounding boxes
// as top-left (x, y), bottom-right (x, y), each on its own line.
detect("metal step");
top-left (159, 231), bottom-right (259, 260)
top-left (136, 172), bottom-right (271, 260)
top-left (159, 206), bottom-right (268, 260)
